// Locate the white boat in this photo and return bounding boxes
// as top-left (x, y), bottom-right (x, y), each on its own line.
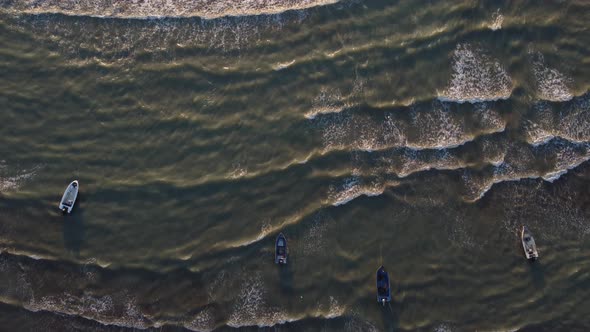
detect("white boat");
top-left (521, 226), bottom-right (538, 260)
top-left (59, 180), bottom-right (79, 214)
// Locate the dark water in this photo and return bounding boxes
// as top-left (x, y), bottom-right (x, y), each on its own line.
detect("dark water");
top-left (1, 0), bottom-right (590, 330)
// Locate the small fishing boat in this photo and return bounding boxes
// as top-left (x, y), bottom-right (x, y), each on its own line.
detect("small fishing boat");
top-left (376, 265), bottom-right (391, 305)
top-left (275, 233), bottom-right (287, 265)
top-left (59, 180), bottom-right (79, 214)
top-left (521, 226), bottom-right (538, 261)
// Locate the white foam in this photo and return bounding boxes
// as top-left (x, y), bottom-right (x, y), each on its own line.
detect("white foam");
top-left (2, 0), bottom-right (342, 19)
top-left (228, 162), bottom-right (248, 179)
top-left (557, 94), bottom-right (590, 142)
top-left (313, 295), bottom-right (345, 319)
top-left (382, 113), bottom-right (406, 146)
top-left (395, 149), bottom-right (460, 178)
top-left (488, 9), bottom-right (504, 31)
top-left (306, 71), bottom-right (365, 119)
top-left (227, 272), bottom-right (281, 327)
top-left (273, 59), bottom-right (296, 71)
top-left (462, 140), bottom-right (590, 201)
top-left (329, 177), bottom-right (384, 206)
top-left (258, 219), bottom-right (273, 241)
top-left (542, 169), bottom-right (569, 182)
top-left (524, 99), bottom-right (590, 145)
top-left (326, 296), bottom-right (345, 318)
top-left (317, 100), bottom-right (505, 154)
top-left (531, 52), bottom-right (573, 102)
top-left (542, 142), bottom-right (590, 182)
top-left (434, 323), bottom-right (454, 332)
top-left (524, 120), bottom-right (556, 146)
top-left (185, 308), bottom-right (215, 332)
top-left (306, 87), bottom-right (348, 119)
top-left (409, 102), bottom-right (495, 150)
top-left (15, 4), bottom-right (314, 57)
top-left (224, 269), bottom-right (348, 328)
top-left (24, 292), bottom-right (151, 329)
top-left (439, 44), bottom-right (512, 103)
top-left (344, 316), bottom-right (378, 332)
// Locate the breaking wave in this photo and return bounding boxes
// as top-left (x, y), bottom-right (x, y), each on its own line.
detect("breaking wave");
top-left (530, 51), bottom-right (573, 102)
top-left (328, 176), bottom-right (388, 206)
top-left (315, 100), bottom-right (506, 153)
top-left (0, 252), bottom-right (348, 331)
top-left (488, 9), bottom-right (504, 31)
top-left (0, 0), bottom-right (341, 19)
top-left (462, 139), bottom-right (590, 202)
top-left (438, 44), bottom-right (513, 103)
top-left (524, 93), bottom-right (590, 145)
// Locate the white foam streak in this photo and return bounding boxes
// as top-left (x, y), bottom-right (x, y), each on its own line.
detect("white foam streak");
top-left (24, 292), bottom-right (150, 329)
top-left (317, 101), bottom-right (506, 154)
top-left (273, 59), bottom-right (296, 71)
top-left (329, 177), bottom-right (385, 206)
top-left (306, 87), bottom-right (349, 119)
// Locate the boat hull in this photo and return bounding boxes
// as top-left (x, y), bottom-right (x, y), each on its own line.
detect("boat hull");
top-left (376, 266), bottom-right (391, 304)
top-left (59, 180), bottom-right (79, 214)
top-left (275, 233), bottom-right (287, 264)
top-left (521, 226), bottom-right (539, 260)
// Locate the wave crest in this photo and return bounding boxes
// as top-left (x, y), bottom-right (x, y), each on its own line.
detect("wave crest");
top-left (530, 51), bottom-right (573, 102)
top-left (1, 0), bottom-right (341, 19)
top-left (438, 44), bottom-right (513, 103)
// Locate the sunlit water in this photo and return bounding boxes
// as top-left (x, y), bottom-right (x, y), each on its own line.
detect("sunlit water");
top-left (1, 0), bottom-right (590, 331)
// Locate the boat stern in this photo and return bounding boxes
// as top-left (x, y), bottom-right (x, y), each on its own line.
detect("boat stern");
top-left (60, 205), bottom-right (70, 214)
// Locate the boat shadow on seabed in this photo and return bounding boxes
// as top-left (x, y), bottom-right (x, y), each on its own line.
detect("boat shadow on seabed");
top-left (516, 228), bottom-right (545, 288)
top-left (62, 192), bottom-right (85, 257)
top-left (380, 302), bottom-right (399, 331)
top-left (379, 285), bottom-right (401, 332)
top-left (527, 256), bottom-right (546, 288)
top-left (276, 248), bottom-right (294, 294)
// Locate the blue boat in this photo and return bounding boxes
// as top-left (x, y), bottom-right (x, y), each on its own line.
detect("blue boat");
top-left (275, 233), bottom-right (287, 264)
top-left (376, 265), bottom-right (391, 305)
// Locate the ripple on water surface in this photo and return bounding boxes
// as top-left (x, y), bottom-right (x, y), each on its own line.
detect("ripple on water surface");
top-left (2, 1), bottom-right (590, 331)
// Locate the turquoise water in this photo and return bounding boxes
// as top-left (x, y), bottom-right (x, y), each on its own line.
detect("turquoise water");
top-left (1, 1), bottom-right (590, 330)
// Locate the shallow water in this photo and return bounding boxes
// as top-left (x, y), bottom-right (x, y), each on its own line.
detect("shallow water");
top-left (1, 0), bottom-right (590, 331)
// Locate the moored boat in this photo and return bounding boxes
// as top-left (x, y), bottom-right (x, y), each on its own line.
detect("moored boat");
top-left (59, 180), bottom-right (79, 214)
top-left (275, 233), bottom-right (287, 264)
top-left (376, 265), bottom-right (391, 305)
top-left (521, 226), bottom-right (539, 261)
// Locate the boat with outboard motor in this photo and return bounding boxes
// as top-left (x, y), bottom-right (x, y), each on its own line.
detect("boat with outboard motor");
top-left (376, 265), bottom-right (391, 305)
top-left (521, 226), bottom-right (538, 261)
top-left (59, 180), bottom-right (79, 214)
top-left (275, 233), bottom-right (287, 264)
